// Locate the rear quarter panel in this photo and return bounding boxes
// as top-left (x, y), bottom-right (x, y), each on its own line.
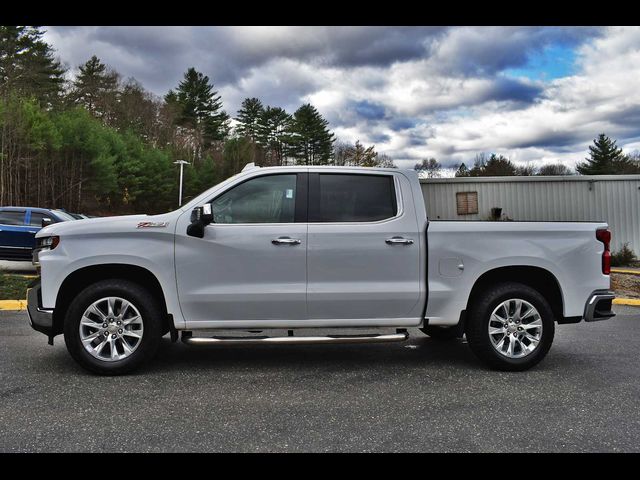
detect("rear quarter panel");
top-left (426, 221), bottom-right (610, 325)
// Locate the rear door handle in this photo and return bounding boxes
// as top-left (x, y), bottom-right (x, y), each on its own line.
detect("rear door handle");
top-left (385, 236), bottom-right (414, 245)
top-left (272, 237), bottom-right (301, 246)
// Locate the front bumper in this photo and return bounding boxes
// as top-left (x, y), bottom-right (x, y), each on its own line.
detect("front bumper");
top-left (584, 291), bottom-right (616, 322)
top-left (26, 279), bottom-right (54, 340)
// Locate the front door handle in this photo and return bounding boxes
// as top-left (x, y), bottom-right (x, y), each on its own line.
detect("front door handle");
top-left (272, 237), bottom-right (301, 246)
top-left (385, 236), bottom-right (414, 245)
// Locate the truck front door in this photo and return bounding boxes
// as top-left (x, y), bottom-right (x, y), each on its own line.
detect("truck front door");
top-left (175, 172), bottom-right (308, 324)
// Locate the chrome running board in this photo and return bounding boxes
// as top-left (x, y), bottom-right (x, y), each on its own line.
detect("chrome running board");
top-left (181, 331), bottom-right (409, 346)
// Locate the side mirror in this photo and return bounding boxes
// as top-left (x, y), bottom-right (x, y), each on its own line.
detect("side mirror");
top-left (187, 204), bottom-right (213, 238)
top-left (41, 217), bottom-right (53, 228)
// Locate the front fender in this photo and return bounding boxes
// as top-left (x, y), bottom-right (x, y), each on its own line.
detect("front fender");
top-left (39, 236), bottom-right (185, 328)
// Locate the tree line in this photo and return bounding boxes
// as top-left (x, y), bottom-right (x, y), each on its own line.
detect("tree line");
top-left (0, 26), bottom-right (393, 215)
top-left (3, 27), bottom-right (638, 215)
top-left (414, 133), bottom-right (640, 178)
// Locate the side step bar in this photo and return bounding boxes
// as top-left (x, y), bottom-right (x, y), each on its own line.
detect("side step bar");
top-left (181, 331), bottom-right (409, 346)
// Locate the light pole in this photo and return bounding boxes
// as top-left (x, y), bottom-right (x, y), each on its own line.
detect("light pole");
top-left (173, 160), bottom-right (190, 207)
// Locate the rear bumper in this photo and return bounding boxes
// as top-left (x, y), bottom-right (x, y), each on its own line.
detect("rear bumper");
top-left (26, 280), bottom-right (54, 337)
top-left (583, 290), bottom-right (616, 322)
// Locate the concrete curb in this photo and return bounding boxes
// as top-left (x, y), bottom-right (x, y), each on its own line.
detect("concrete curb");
top-left (611, 268), bottom-right (640, 276)
top-left (0, 300), bottom-right (27, 310)
top-left (613, 298), bottom-right (640, 306)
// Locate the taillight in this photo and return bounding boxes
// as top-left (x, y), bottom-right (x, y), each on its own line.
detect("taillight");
top-left (596, 229), bottom-right (611, 275)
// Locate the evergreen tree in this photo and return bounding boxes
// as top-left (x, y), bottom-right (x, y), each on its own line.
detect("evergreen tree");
top-left (166, 67), bottom-right (230, 149)
top-left (0, 26), bottom-right (65, 105)
top-left (469, 153), bottom-right (517, 176)
top-left (287, 103), bottom-right (335, 165)
top-left (619, 152), bottom-right (640, 174)
top-left (114, 78), bottom-right (159, 140)
top-left (576, 134), bottom-right (626, 175)
top-left (70, 56), bottom-right (119, 119)
top-left (235, 97), bottom-right (264, 142)
top-left (258, 106), bottom-right (292, 166)
top-left (222, 136), bottom-right (253, 177)
top-left (455, 162), bottom-right (470, 177)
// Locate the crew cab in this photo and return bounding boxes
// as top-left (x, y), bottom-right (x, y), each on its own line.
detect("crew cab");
top-left (26, 165), bottom-right (615, 375)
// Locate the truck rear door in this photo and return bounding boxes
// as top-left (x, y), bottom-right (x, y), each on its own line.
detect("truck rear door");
top-left (306, 171), bottom-right (423, 321)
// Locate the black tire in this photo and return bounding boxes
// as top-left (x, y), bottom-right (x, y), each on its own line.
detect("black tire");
top-left (63, 279), bottom-right (163, 375)
top-left (466, 282), bottom-right (555, 371)
top-left (420, 325), bottom-right (459, 341)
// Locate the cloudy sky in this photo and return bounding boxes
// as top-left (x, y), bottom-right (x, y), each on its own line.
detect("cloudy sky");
top-left (43, 26), bottom-right (640, 171)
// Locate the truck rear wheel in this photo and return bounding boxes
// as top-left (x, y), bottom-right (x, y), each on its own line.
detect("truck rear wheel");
top-left (63, 279), bottom-right (163, 375)
top-left (466, 282), bottom-right (555, 371)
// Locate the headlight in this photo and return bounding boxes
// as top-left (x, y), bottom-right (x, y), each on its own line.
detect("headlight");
top-left (33, 236), bottom-right (60, 266)
top-left (36, 236), bottom-right (60, 250)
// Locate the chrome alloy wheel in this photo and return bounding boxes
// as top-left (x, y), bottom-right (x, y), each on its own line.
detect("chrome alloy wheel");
top-left (79, 297), bottom-right (144, 362)
top-left (488, 298), bottom-right (543, 359)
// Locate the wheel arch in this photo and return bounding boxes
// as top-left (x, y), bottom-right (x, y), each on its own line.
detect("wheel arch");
top-left (465, 265), bottom-right (565, 324)
top-left (52, 264), bottom-right (171, 336)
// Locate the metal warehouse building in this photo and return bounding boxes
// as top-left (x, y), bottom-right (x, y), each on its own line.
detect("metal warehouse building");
top-left (420, 175), bottom-right (640, 256)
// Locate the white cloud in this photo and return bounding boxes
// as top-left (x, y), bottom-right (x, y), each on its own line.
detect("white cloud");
top-left (42, 26), bottom-right (640, 170)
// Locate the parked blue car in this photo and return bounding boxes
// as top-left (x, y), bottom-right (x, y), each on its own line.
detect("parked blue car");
top-left (0, 207), bottom-right (77, 260)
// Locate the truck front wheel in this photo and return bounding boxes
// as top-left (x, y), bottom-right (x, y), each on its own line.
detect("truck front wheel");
top-left (466, 282), bottom-right (555, 371)
top-left (63, 279), bottom-right (163, 375)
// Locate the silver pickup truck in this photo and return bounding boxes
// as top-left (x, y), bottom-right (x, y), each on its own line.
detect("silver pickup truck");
top-left (27, 164), bottom-right (615, 375)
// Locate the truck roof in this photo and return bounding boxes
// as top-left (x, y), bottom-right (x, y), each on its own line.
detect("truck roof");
top-left (240, 163), bottom-right (405, 175)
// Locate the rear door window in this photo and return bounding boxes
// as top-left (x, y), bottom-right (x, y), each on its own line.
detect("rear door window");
top-left (310, 174), bottom-right (397, 222)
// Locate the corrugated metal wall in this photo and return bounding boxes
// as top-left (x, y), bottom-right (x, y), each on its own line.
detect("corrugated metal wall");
top-left (420, 175), bottom-right (640, 255)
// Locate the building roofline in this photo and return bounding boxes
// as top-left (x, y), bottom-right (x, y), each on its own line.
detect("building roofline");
top-left (420, 174), bottom-right (640, 184)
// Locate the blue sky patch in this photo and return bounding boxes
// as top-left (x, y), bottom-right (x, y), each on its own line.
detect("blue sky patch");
top-left (504, 44), bottom-right (578, 82)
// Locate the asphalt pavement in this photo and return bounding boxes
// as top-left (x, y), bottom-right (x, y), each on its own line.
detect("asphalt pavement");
top-left (0, 306), bottom-right (639, 452)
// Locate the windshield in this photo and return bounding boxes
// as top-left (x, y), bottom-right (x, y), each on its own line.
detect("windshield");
top-left (51, 210), bottom-right (77, 221)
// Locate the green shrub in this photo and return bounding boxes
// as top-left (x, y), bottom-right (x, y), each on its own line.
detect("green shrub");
top-left (610, 243), bottom-right (638, 267)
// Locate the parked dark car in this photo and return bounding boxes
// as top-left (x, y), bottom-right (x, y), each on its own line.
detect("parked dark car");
top-left (0, 207), bottom-right (76, 260)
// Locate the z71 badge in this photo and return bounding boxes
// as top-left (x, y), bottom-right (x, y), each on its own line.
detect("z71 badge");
top-left (137, 221), bottom-right (169, 228)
